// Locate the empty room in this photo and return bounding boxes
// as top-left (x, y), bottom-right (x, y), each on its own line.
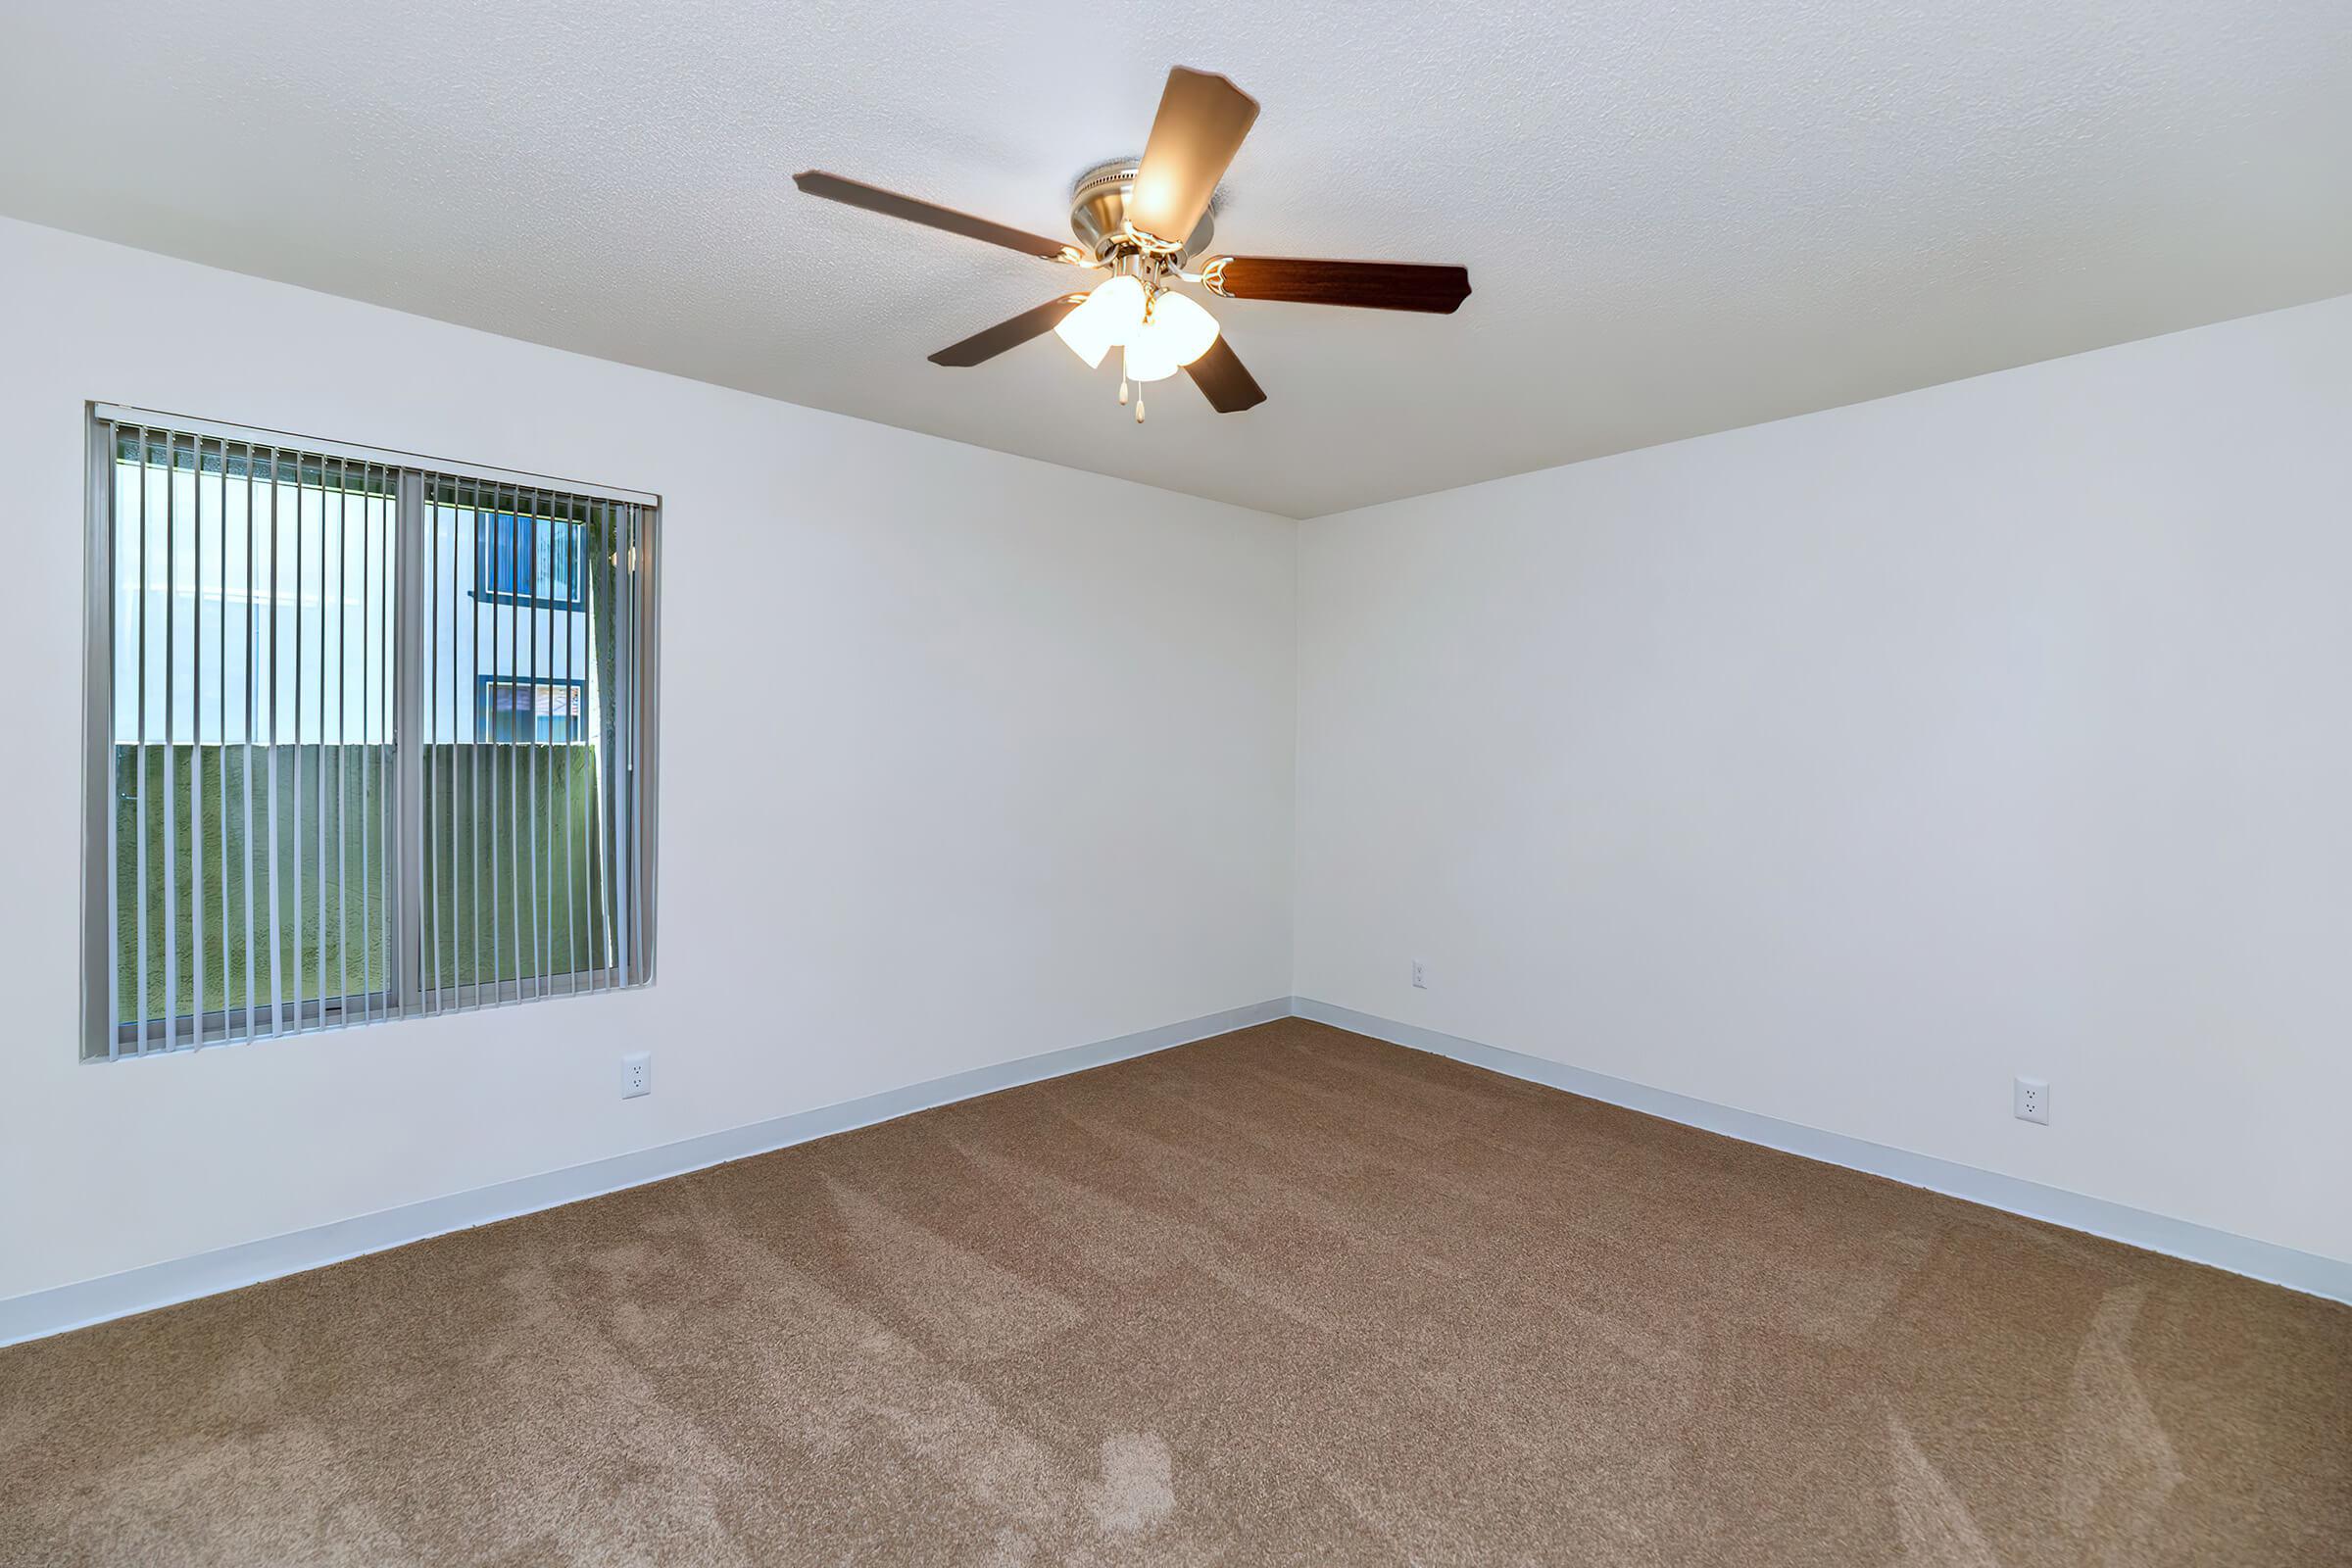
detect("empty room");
top-left (2, 2), bottom-right (2348, 1563)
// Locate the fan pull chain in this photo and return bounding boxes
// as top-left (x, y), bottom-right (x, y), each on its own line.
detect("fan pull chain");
top-left (1118, 371), bottom-right (1129, 406)
top-left (1134, 388), bottom-right (1145, 424)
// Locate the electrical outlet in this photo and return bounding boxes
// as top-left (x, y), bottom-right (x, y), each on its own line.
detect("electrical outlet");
top-left (2014, 1075), bottom-right (2048, 1125)
top-left (1410, 958), bottom-right (1428, 990)
top-left (622, 1051), bottom-right (652, 1100)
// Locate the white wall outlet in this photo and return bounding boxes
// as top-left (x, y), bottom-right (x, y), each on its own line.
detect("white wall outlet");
top-left (2014, 1075), bottom-right (2048, 1125)
top-left (1410, 958), bottom-right (1428, 990)
top-left (622, 1051), bottom-right (652, 1100)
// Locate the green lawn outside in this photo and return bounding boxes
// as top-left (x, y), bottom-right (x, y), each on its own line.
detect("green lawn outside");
top-left (110, 743), bottom-right (609, 1033)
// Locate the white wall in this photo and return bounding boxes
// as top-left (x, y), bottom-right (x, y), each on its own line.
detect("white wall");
top-left (1296, 293), bottom-right (2352, 1269)
top-left (9, 208), bottom-right (2345, 1311)
top-left (0, 217), bottom-right (1297, 1302)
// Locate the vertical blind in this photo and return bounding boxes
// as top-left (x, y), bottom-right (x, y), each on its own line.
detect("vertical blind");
top-left (83, 411), bottom-right (658, 1060)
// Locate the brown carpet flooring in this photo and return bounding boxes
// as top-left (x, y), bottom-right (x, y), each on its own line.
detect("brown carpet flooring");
top-left (3, 1018), bottom-right (2347, 1566)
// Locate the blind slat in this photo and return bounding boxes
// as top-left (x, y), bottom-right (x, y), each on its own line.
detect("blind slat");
top-left (239, 443), bottom-right (257, 1045)
top-left (213, 440), bottom-right (229, 1044)
top-left (162, 434), bottom-right (181, 1052)
top-left (330, 456), bottom-right (343, 1024)
top-left (530, 483), bottom-right (548, 1001)
top-left (468, 473), bottom-right (486, 1009)
top-left (101, 421), bottom-right (122, 1059)
top-left (191, 438), bottom-right (206, 1046)
top-left (511, 479), bottom-right (526, 1002)
top-left (357, 461), bottom-right (372, 1024)
top-left (131, 425), bottom-right (150, 1054)
top-left (425, 478), bottom-right (442, 1014)
top-left (265, 447), bottom-right (284, 1040)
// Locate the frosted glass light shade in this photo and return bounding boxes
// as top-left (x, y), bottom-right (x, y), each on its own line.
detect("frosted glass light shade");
top-left (1121, 289), bottom-right (1221, 383)
top-left (1122, 339), bottom-right (1181, 382)
top-left (1054, 274), bottom-right (1146, 368)
top-left (1143, 289), bottom-right (1220, 367)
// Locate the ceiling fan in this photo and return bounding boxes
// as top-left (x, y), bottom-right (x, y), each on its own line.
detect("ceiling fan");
top-left (795, 67), bottom-right (1471, 423)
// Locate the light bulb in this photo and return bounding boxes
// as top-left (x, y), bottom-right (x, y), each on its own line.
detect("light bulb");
top-left (1054, 274), bottom-right (1146, 369)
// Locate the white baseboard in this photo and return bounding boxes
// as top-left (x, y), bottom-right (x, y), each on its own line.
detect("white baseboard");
top-left (1293, 998), bottom-right (2351, 1306)
top-left (12, 992), bottom-right (2339, 1348)
top-left (0, 997), bottom-right (1294, 1348)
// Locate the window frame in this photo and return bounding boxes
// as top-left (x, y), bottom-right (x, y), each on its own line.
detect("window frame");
top-left (79, 404), bottom-right (662, 1060)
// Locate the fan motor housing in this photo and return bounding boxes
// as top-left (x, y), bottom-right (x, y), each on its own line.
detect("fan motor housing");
top-left (1069, 159), bottom-right (1215, 265)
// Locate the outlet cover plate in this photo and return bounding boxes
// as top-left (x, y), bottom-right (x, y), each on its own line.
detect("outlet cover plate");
top-left (622, 1051), bottom-right (652, 1100)
top-left (2014, 1075), bottom-right (2048, 1125)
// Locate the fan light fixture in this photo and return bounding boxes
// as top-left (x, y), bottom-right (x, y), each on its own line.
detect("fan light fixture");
top-left (1054, 277), bottom-right (1220, 373)
top-left (1051, 270), bottom-right (1223, 420)
top-left (795, 66), bottom-right (1472, 428)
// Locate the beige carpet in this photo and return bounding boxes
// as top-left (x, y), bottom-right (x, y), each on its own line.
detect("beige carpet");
top-left (3, 1018), bottom-right (2346, 1565)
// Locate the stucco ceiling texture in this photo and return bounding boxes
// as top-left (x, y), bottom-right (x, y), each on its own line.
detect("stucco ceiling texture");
top-left (5, 0), bottom-right (2348, 517)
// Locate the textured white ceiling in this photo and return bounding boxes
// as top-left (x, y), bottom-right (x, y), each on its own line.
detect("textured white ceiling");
top-left (6, 0), bottom-right (2348, 516)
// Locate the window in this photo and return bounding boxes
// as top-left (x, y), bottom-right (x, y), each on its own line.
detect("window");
top-left (479, 677), bottom-right (587, 743)
top-left (474, 510), bottom-right (585, 609)
top-left (80, 408), bottom-right (660, 1059)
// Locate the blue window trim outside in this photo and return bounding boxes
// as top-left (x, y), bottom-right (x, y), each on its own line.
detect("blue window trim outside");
top-left (472, 510), bottom-right (588, 611)
top-left (476, 674), bottom-right (590, 743)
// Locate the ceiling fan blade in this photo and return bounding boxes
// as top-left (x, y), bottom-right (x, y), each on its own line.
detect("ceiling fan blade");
top-left (1201, 257), bottom-right (1472, 314)
top-left (928, 295), bottom-right (1091, 367)
top-left (794, 171), bottom-right (1082, 263)
top-left (1127, 69), bottom-right (1259, 247)
top-left (1185, 336), bottom-right (1266, 413)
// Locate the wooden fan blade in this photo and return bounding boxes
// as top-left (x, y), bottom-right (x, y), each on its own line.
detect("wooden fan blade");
top-left (928, 295), bottom-right (1091, 367)
top-left (1202, 257), bottom-right (1471, 314)
top-left (1185, 336), bottom-right (1266, 413)
top-left (1127, 69), bottom-right (1259, 247)
top-left (794, 171), bottom-right (1081, 263)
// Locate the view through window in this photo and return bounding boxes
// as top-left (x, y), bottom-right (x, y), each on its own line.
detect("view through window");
top-left (83, 412), bottom-right (658, 1058)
